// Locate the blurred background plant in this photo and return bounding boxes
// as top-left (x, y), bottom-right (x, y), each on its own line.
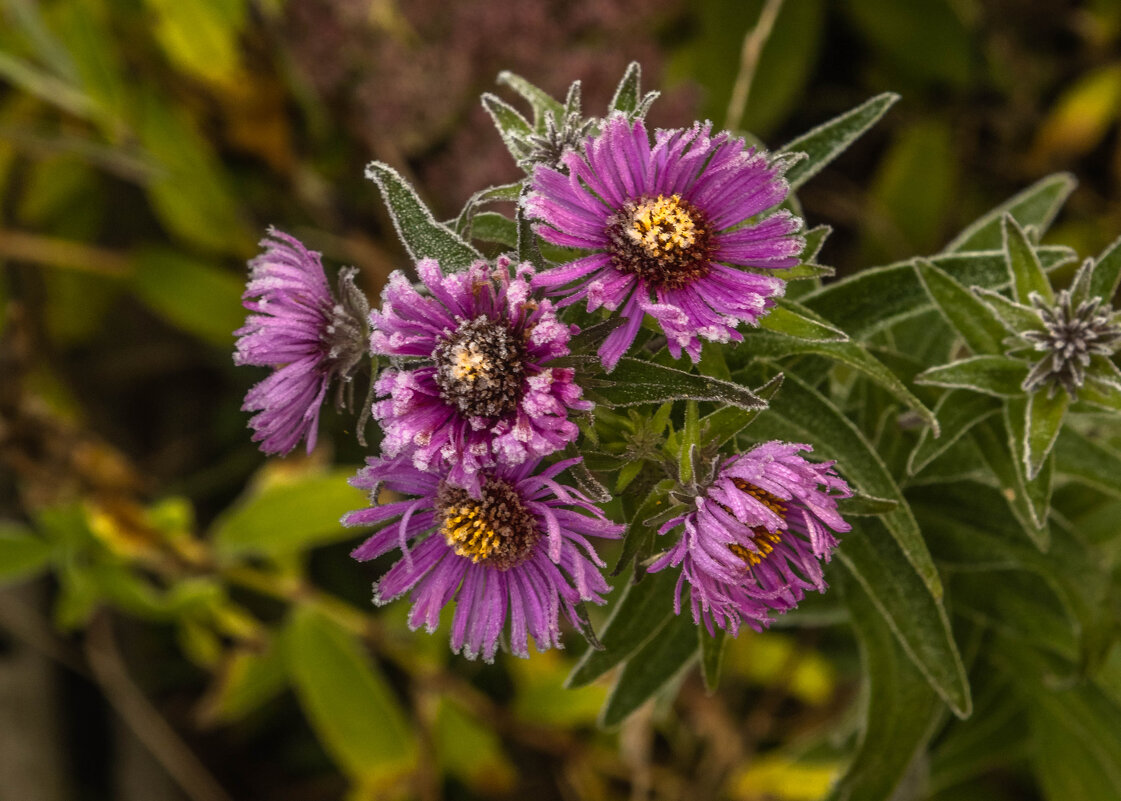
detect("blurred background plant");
top-left (2, 1), bottom-right (1121, 800)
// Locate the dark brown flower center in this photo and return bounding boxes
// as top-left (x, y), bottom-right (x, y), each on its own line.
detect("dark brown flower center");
top-left (436, 479), bottom-right (539, 570)
top-left (433, 316), bottom-right (526, 418)
top-left (726, 480), bottom-right (788, 567)
top-left (606, 193), bottom-right (714, 290)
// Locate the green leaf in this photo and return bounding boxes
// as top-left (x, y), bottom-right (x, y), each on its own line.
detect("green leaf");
top-left (946, 173), bottom-right (1076, 253)
top-left (481, 93), bottom-right (534, 163)
top-left (600, 613), bottom-right (698, 728)
top-left (1004, 215), bottom-right (1055, 305)
top-left (567, 568), bottom-right (679, 687)
top-left (699, 627), bottom-right (728, 693)
top-left (1030, 692), bottom-right (1121, 801)
top-left (915, 356), bottom-right (1028, 397)
top-left (435, 699), bottom-right (514, 792)
top-left (907, 390), bottom-right (1000, 475)
top-left (1088, 233), bottom-right (1121, 302)
top-left (0, 523), bottom-right (54, 586)
top-left (611, 479), bottom-right (677, 579)
top-left (746, 371), bottom-right (943, 599)
top-left (971, 421), bottom-right (1050, 548)
top-left (365, 162), bottom-right (481, 270)
top-left (453, 182), bottom-right (523, 235)
top-left (739, 331), bottom-right (938, 432)
top-left (198, 639), bottom-right (288, 725)
top-left (597, 357), bottom-right (765, 410)
top-left (915, 258), bottom-right (1008, 355)
top-left (1005, 398), bottom-right (1054, 534)
top-left (609, 61), bottom-right (657, 117)
top-left (285, 607), bottom-right (415, 783)
top-left (841, 0), bottom-right (972, 88)
top-left (145, 0), bottom-right (246, 86)
top-left (496, 71), bottom-right (565, 131)
top-left (801, 247), bottom-right (1073, 340)
top-left (781, 93), bottom-right (900, 190)
top-left (838, 518), bottom-right (970, 717)
top-left (836, 492), bottom-right (899, 516)
top-left (211, 468), bottom-right (366, 558)
top-left (1053, 427), bottom-right (1121, 497)
top-left (826, 568), bottom-right (946, 801)
top-left (971, 287), bottom-right (1045, 335)
top-left (130, 249), bottom-right (245, 347)
top-left (699, 373), bottom-right (785, 452)
top-left (678, 401), bottom-right (700, 483)
top-left (759, 298), bottom-right (848, 341)
top-left (468, 211), bottom-right (517, 247)
top-left (1025, 390), bottom-right (1069, 479)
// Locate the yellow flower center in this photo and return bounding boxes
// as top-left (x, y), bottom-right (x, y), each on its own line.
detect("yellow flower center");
top-left (435, 479), bottom-right (538, 570)
top-left (606, 193), bottom-right (713, 290)
top-left (442, 501), bottom-right (502, 562)
top-left (626, 194), bottom-right (699, 257)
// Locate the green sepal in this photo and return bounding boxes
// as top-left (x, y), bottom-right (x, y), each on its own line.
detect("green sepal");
top-left (1003, 215), bottom-right (1055, 305)
top-left (972, 287), bottom-right (1046, 336)
top-left (496, 70), bottom-right (564, 132)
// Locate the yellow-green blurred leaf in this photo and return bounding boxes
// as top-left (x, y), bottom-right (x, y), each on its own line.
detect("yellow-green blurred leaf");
top-left (435, 699), bottom-right (515, 793)
top-left (513, 649), bottom-right (607, 727)
top-left (1034, 63), bottom-right (1121, 161)
top-left (285, 606), bottom-right (416, 784)
top-left (145, 0), bottom-right (246, 87)
top-left (729, 754), bottom-right (840, 801)
top-left (198, 639), bottom-right (288, 725)
top-left (724, 632), bottom-right (836, 706)
top-left (0, 522), bottom-right (54, 586)
top-left (130, 248), bottom-right (245, 347)
top-left (211, 467), bottom-right (366, 559)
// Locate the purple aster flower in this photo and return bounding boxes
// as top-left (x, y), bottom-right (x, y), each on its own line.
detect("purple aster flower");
top-left (234, 228), bottom-right (369, 455)
top-left (344, 456), bottom-right (622, 661)
top-left (649, 442), bottom-right (851, 635)
top-left (369, 256), bottom-right (591, 493)
top-left (525, 114), bottom-right (804, 370)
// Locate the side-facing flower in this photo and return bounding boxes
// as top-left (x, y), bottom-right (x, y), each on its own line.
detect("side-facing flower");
top-left (345, 456), bottom-right (622, 661)
top-left (649, 442), bottom-right (851, 635)
top-left (369, 256), bottom-right (591, 492)
top-left (235, 228), bottom-right (370, 455)
top-left (525, 114), bottom-right (803, 369)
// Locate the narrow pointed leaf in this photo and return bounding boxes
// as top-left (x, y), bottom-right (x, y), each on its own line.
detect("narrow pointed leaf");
top-left (598, 357), bottom-right (765, 410)
top-left (802, 224), bottom-right (831, 262)
top-left (699, 374), bottom-right (785, 452)
top-left (745, 371), bottom-right (943, 598)
top-left (837, 492), bottom-right (899, 516)
top-left (566, 568), bottom-right (679, 687)
top-left (0, 523), bottom-right (54, 585)
top-left (1005, 397), bottom-right (1054, 533)
top-left (946, 173), bottom-right (1076, 253)
top-left (972, 287), bottom-right (1045, 335)
top-left (496, 71), bottom-right (564, 131)
top-left (365, 162), bottom-right (481, 270)
top-left (837, 519), bottom-right (970, 718)
top-left (699, 627), bottom-right (728, 693)
top-left (286, 607), bottom-right (416, 783)
top-left (915, 258), bottom-right (1008, 354)
top-left (781, 93), bottom-right (900, 190)
top-left (1004, 215), bottom-right (1054, 305)
top-left (600, 613), bottom-right (697, 728)
top-left (609, 62), bottom-right (641, 114)
top-left (739, 332), bottom-right (938, 431)
top-left (908, 390), bottom-right (1001, 475)
top-left (972, 420), bottom-right (1050, 548)
top-left (481, 93), bottom-right (534, 163)
top-left (1078, 375), bottom-right (1121, 410)
top-left (915, 356), bottom-right (1028, 397)
top-left (826, 569), bottom-right (946, 801)
top-left (802, 247), bottom-right (1073, 339)
top-left (1053, 427), bottom-right (1121, 497)
top-left (759, 299), bottom-right (848, 341)
top-left (1025, 390), bottom-right (1069, 479)
top-left (1088, 233), bottom-right (1121, 302)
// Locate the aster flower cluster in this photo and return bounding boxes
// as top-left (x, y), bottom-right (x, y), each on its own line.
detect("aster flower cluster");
top-left (232, 63), bottom-right (854, 666)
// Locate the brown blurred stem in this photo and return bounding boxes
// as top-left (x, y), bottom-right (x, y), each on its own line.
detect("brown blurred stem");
top-left (0, 229), bottom-right (130, 276)
top-left (724, 0), bottom-right (785, 131)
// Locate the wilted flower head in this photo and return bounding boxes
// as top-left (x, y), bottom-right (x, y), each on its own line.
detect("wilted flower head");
top-left (345, 456), bottom-right (622, 661)
top-left (369, 256), bottom-right (590, 493)
top-left (648, 442), bottom-right (851, 635)
top-left (526, 114), bottom-right (803, 370)
top-left (235, 229), bottom-right (369, 455)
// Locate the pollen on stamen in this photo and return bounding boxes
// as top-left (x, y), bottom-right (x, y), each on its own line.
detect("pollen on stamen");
top-left (607, 193), bottom-right (713, 290)
top-left (436, 479), bottom-right (540, 571)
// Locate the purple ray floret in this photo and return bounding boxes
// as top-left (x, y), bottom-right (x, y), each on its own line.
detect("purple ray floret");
top-left (235, 228), bottom-right (368, 455)
top-left (369, 256), bottom-right (591, 493)
top-left (345, 456), bottom-right (622, 661)
top-left (649, 442), bottom-right (850, 635)
top-left (526, 114), bottom-right (804, 370)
